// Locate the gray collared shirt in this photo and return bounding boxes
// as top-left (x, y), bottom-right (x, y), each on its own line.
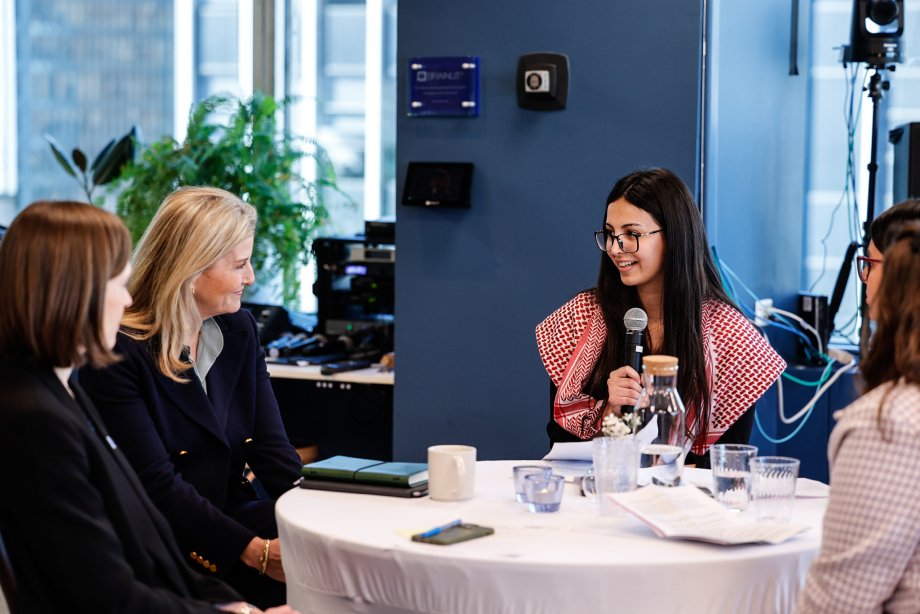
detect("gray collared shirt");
top-left (191, 317), bottom-right (223, 394)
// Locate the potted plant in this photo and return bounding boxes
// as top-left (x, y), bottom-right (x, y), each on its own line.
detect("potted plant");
top-left (116, 92), bottom-right (338, 307)
top-left (44, 128), bottom-right (136, 205)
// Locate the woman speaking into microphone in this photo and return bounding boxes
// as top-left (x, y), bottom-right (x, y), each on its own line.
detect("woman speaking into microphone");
top-left (535, 168), bottom-right (784, 465)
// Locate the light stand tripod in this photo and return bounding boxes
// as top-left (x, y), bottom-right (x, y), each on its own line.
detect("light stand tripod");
top-left (827, 63), bottom-right (893, 350)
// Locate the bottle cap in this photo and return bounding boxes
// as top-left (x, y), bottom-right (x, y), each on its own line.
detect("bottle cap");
top-left (642, 354), bottom-right (678, 375)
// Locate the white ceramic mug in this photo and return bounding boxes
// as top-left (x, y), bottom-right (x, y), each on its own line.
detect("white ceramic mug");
top-left (427, 445), bottom-right (476, 501)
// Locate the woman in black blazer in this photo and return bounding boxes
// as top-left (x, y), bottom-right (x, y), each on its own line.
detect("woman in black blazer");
top-left (80, 187), bottom-right (303, 608)
top-left (0, 200), bottom-right (295, 614)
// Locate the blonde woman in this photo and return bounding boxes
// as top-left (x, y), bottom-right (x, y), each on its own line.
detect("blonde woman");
top-left (81, 187), bottom-right (302, 609)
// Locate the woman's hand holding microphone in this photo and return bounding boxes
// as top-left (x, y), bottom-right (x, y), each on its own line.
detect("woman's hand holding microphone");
top-left (603, 366), bottom-right (642, 419)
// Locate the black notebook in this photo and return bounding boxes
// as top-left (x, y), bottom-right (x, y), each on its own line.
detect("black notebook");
top-left (298, 477), bottom-right (429, 498)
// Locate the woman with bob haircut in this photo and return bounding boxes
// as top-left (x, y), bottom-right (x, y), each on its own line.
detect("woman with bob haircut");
top-left (81, 187), bottom-right (302, 608)
top-left (536, 168), bottom-right (785, 464)
top-left (0, 200), bottom-right (297, 614)
top-left (797, 221), bottom-right (920, 613)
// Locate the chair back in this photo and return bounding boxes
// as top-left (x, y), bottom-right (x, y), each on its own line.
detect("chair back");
top-left (0, 526), bottom-right (18, 614)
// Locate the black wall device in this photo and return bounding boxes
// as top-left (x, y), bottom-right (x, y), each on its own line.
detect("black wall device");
top-left (517, 52), bottom-right (569, 111)
top-left (401, 162), bottom-right (474, 208)
top-left (890, 123), bottom-right (920, 202)
top-left (797, 293), bottom-right (830, 364)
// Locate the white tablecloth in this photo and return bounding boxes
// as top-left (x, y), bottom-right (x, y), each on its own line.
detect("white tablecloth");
top-left (276, 461), bottom-right (826, 614)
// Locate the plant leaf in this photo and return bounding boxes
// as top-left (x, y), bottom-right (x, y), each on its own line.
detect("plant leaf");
top-left (72, 148), bottom-right (88, 172)
top-left (90, 138), bottom-right (116, 173)
top-left (93, 127), bottom-right (136, 185)
top-left (44, 134), bottom-right (77, 178)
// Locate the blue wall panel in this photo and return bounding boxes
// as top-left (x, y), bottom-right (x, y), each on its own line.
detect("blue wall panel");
top-left (395, 1), bottom-right (704, 461)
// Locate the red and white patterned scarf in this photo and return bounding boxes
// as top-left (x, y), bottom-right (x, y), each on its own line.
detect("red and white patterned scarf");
top-left (535, 291), bottom-right (786, 454)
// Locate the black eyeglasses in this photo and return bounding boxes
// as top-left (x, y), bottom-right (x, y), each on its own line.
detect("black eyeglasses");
top-left (594, 229), bottom-right (663, 253)
top-left (855, 255), bottom-right (883, 283)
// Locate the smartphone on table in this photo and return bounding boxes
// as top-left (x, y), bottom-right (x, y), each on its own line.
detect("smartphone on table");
top-left (411, 523), bottom-right (494, 545)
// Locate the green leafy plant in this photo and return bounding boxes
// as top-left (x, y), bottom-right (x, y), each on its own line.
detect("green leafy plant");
top-left (115, 92), bottom-right (335, 306)
top-left (45, 128), bottom-right (136, 204)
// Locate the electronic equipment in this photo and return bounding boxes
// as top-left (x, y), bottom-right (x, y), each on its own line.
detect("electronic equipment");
top-left (890, 122), bottom-right (920, 202)
top-left (516, 52), bottom-right (569, 111)
top-left (313, 236), bottom-right (394, 336)
top-left (797, 294), bottom-right (830, 365)
top-left (242, 302), bottom-right (291, 346)
top-left (401, 162), bottom-right (473, 208)
top-left (365, 219), bottom-right (395, 243)
top-left (843, 0), bottom-right (903, 66)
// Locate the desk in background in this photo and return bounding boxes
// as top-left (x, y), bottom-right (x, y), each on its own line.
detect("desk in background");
top-left (277, 460), bottom-right (826, 614)
top-left (268, 363), bottom-right (394, 461)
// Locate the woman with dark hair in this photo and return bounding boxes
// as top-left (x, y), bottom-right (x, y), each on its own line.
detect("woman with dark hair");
top-left (797, 223), bottom-right (920, 613)
top-left (0, 201), bottom-right (296, 614)
top-left (536, 168), bottom-right (785, 463)
top-left (859, 198), bottom-right (920, 316)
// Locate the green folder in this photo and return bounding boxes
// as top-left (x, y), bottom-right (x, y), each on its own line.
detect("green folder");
top-left (302, 455), bottom-right (428, 487)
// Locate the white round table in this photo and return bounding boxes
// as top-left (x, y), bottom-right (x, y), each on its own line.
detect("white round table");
top-left (276, 461), bottom-right (826, 614)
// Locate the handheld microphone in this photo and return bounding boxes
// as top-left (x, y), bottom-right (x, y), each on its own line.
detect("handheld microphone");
top-left (622, 307), bottom-right (648, 413)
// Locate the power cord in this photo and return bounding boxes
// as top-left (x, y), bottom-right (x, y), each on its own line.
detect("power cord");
top-left (712, 253), bottom-right (859, 443)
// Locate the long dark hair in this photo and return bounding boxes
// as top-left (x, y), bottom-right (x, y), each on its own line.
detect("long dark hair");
top-left (860, 224), bottom-right (920, 392)
top-left (870, 199), bottom-right (920, 250)
top-left (589, 168), bottom-right (734, 442)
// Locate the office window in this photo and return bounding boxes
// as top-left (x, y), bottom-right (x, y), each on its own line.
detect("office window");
top-left (803, 0), bottom-right (920, 344)
top-left (287, 0), bottom-right (397, 238)
top-left (9, 0), bottom-right (175, 211)
top-left (2, 0), bottom-right (397, 313)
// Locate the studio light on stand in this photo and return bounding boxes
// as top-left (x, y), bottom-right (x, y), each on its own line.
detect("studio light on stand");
top-left (828, 0), bottom-right (904, 349)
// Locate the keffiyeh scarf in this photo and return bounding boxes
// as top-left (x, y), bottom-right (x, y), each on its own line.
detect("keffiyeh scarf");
top-left (535, 291), bottom-right (786, 454)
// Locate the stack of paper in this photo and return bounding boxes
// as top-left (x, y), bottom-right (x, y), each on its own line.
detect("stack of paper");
top-left (607, 485), bottom-right (809, 545)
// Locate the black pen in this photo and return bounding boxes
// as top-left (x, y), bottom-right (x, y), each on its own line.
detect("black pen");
top-left (416, 518), bottom-right (462, 539)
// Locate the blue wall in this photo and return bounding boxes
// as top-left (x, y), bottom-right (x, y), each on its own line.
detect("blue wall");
top-left (704, 0), bottom-right (809, 337)
top-left (394, 1), bottom-right (704, 461)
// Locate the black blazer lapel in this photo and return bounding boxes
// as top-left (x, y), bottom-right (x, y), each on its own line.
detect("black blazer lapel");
top-left (205, 326), bottom-right (247, 424)
top-left (157, 365), bottom-right (227, 445)
top-left (68, 379), bottom-right (210, 594)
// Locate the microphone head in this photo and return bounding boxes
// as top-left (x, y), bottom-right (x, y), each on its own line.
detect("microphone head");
top-left (623, 308), bottom-right (648, 331)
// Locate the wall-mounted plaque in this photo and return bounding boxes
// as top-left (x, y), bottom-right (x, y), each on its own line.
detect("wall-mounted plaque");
top-left (408, 57), bottom-right (480, 117)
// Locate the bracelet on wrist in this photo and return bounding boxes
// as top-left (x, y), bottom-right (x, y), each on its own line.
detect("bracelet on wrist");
top-left (258, 538), bottom-right (271, 575)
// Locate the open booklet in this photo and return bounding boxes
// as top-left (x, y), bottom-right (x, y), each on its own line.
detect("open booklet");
top-left (607, 485), bottom-right (810, 545)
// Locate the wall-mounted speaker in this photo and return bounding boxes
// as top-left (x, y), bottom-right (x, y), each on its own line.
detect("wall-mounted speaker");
top-left (889, 123), bottom-right (920, 203)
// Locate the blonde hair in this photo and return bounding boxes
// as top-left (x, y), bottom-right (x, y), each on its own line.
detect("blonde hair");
top-left (123, 186), bottom-right (256, 381)
top-left (0, 201), bottom-right (131, 368)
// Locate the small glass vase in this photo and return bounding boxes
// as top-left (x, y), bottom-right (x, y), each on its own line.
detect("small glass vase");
top-left (591, 436), bottom-right (639, 515)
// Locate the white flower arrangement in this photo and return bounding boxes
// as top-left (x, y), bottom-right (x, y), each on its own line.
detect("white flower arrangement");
top-left (600, 411), bottom-right (641, 438)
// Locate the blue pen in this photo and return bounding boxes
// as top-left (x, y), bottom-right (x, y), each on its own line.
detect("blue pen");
top-left (417, 519), bottom-right (462, 539)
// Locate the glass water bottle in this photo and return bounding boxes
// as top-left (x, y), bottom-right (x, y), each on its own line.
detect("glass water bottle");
top-left (635, 355), bottom-right (686, 487)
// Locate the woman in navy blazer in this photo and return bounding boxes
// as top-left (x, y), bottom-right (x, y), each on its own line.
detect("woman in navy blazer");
top-left (0, 200), bottom-right (297, 614)
top-left (81, 187), bottom-right (303, 609)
